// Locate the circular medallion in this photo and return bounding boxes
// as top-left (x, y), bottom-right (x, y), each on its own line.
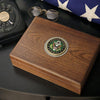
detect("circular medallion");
top-left (0, 11), bottom-right (10, 22)
top-left (44, 37), bottom-right (69, 57)
top-left (0, 2), bottom-right (20, 33)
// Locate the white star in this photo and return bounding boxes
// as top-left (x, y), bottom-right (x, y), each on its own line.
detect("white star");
top-left (57, 0), bottom-right (71, 12)
top-left (80, 4), bottom-right (100, 22)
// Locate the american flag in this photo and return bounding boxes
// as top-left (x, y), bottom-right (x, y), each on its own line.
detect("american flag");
top-left (43, 0), bottom-right (100, 24)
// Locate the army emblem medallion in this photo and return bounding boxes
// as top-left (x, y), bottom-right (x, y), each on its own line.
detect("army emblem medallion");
top-left (44, 37), bottom-right (69, 57)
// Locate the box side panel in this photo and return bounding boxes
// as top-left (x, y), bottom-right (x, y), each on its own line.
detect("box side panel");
top-left (10, 55), bottom-right (81, 94)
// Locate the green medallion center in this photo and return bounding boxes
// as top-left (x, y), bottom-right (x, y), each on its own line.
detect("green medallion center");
top-left (47, 38), bottom-right (65, 54)
top-left (44, 37), bottom-right (69, 57)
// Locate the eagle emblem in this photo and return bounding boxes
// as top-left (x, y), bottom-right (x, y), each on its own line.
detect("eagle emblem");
top-left (44, 37), bottom-right (68, 57)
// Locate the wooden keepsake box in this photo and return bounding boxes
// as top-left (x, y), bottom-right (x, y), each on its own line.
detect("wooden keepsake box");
top-left (10, 17), bottom-right (100, 94)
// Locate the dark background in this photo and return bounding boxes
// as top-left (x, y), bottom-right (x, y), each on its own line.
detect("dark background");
top-left (0, 0), bottom-right (100, 97)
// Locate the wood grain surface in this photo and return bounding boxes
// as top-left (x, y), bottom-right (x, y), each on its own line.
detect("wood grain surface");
top-left (10, 17), bottom-right (100, 94)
